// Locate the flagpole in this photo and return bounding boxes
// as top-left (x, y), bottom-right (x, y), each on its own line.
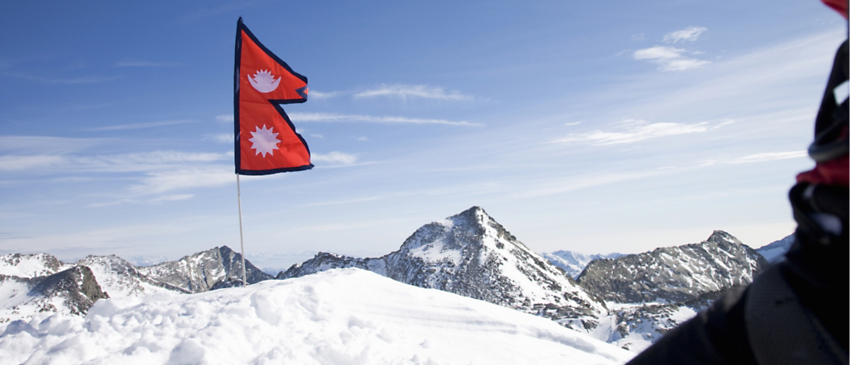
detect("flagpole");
top-left (236, 174), bottom-right (247, 286)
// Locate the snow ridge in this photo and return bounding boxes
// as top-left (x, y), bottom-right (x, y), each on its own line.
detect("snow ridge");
top-left (0, 269), bottom-right (632, 365)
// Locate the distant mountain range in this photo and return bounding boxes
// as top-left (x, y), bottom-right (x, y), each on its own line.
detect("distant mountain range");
top-left (0, 206), bottom-right (793, 353)
top-left (542, 251), bottom-right (624, 279)
top-left (754, 234), bottom-right (795, 263)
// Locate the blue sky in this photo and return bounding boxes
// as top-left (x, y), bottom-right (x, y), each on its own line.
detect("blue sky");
top-left (1, 0), bottom-right (846, 270)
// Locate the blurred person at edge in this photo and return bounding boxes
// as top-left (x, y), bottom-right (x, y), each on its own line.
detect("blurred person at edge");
top-left (627, 0), bottom-right (849, 364)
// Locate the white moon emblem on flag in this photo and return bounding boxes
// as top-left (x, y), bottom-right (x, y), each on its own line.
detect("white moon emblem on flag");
top-left (248, 125), bottom-right (280, 157)
top-left (248, 69), bottom-right (280, 93)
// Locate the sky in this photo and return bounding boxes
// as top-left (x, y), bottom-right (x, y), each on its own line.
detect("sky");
top-left (0, 0), bottom-right (846, 271)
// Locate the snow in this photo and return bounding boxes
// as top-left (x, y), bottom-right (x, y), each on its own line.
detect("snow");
top-left (0, 269), bottom-right (632, 365)
top-left (668, 306), bottom-right (698, 324)
top-left (79, 257), bottom-right (180, 299)
top-left (407, 239), bottom-right (462, 265)
top-left (0, 254), bottom-right (65, 279)
top-left (0, 281), bottom-right (29, 306)
top-left (0, 276), bottom-right (68, 327)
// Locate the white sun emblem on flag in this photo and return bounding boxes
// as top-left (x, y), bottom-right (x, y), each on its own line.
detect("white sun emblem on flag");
top-left (248, 125), bottom-right (281, 157)
top-left (248, 69), bottom-right (280, 93)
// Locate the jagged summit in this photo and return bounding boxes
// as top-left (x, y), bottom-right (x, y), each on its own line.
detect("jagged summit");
top-left (705, 230), bottom-right (742, 244)
top-left (577, 230), bottom-right (768, 303)
top-left (278, 206), bottom-right (607, 328)
top-left (138, 245), bottom-right (271, 293)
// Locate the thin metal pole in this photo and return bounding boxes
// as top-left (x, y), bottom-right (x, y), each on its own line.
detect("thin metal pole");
top-left (236, 174), bottom-right (247, 286)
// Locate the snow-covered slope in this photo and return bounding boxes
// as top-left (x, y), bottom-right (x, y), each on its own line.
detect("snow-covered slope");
top-left (137, 246), bottom-right (271, 293)
top-left (0, 248), bottom-right (270, 326)
top-left (0, 266), bottom-right (108, 327)
top-left (279, 207), bottom-right (607, 327)
top-left (577, 230), bottom-right (767, 303)
top-left (0, 269), bottom-right (633, 365)
top-left (756, 234), bottom-right (794, 263)
top-left (76, 255), bottom-right (189, 297)
top-left (543, 251), bottom-right (624, 279)
top-left (0, 253), bottom-right (67, 278)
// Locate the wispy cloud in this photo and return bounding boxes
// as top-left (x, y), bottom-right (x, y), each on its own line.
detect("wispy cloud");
top-left (663, 26), bottom-right (708, 43)
top-left (89, 119), bottom-right (196, 131)
top-left (130, 167), bottom-right (233, 195)
top-left (150, 194), bottom-right (194, 202)
top-left (203, 133), bottom-right (233, 144)
top-left (702, 151), bottom-right (808, 166)
top-left (309, 90), bottom-right (342, 100)
top-left (2, 72), bottom-right (120, 84)
top-left (0, 155), bottom-right (65, 171)
top-left (354, 84), bottom-right (475, 101)
top-left (0, 136), bottom-right (104, 154)
top-left (312, 151), bottom-right (358, 165)
top-left (93, 151), bottom-right (226, 165)
top-left (289, 112), bottom-right (481, 126)
top-left (631, 27), bottom-right (710, 71)
top-left (633, 46), bottom-right (710, 71)
top-left (216, 114), bottom-right (234, 123)
top-left (552, 119), bottom-right (727, 145)
top-left (115, 60), bottom-right (180, 67)
top-left (0, 150), bottom-right (228, 172)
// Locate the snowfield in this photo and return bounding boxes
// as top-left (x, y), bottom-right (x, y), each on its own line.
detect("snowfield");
top-left (0, 269), bottom-right (633, 365)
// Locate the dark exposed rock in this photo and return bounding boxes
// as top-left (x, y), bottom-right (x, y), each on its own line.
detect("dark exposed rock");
top-left (138, 246), bottom-right (271, 293)
top-left (577, 230), bottom-right (768, 303)
top-left (28, 266), bottom-right (108, 315)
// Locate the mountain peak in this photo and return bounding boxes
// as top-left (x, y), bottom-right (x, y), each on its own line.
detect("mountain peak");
top-left (279, 206), bottom-right (607, 326)
top-left (578, 230), bottom-right (767, 303)
top-left (706, 230), bottom-right (742, 245)
top-left (444, 206), bottom-right (489, 228)
top-left (454, 205), bottom-right (486, 217)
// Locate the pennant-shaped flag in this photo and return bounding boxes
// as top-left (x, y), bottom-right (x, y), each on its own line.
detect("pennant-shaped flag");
top-left (234, 18), bottom-right (312, 175)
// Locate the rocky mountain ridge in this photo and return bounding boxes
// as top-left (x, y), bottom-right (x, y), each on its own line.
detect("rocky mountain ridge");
top-left (577, 230), bottom-right (768, 303)
top-left (279, 206), bottom-right (607, 325)
top-left (137, 246), bottom-right (271, 293)
top-left (0, 246), bottom-right (266, 324)
top-left (0, 206), bottom-right (787, 353)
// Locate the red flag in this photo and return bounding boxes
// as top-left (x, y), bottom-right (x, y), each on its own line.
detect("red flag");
top-left (234, 18), bottom-right (312, 175)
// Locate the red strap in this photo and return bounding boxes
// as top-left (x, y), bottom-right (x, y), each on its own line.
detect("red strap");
top-left (797, 154), bottom-right (849, 187)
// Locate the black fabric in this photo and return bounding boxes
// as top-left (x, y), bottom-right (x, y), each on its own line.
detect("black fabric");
top-left (746, 263), bottom-right (848, 365)
top-left (784, 183), bottom-right (849, 351)
top-left (810, 40), bottom-right (848, 162)
top-left (814, 40), bottom-right (848, 136)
